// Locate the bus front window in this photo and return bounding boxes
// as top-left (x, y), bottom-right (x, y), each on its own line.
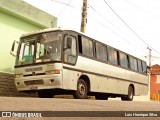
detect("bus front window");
top-left (36, 32), bottom-right (62, 63)
top-left (16, 31), bottom-right (62, 66)
top-left (16, 37), bottom-right (35, 65)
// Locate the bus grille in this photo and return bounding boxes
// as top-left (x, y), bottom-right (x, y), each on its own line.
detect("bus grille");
top-left (24, 80), bottom-right (44, 86)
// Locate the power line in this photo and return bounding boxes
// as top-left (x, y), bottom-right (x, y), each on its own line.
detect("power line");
top-left (51, 0), bottom-right (82, 18)
top-left (103, 0), bottom-right (149, 46)
top-left (51, 0), bottom-right (72, 7)
top-left (56, 0), bottom-right (73, 17)
top-left (88, 3), bottom-right (147, 53)
top-left (151, 55), bottom-right (160, 59)
top-left (88, 4), bottom-right (116, 30)
top-left (87, 13), bottom-right (109, 29)
top-left (51, 0), bottom-right (82, 9)
top-left (124, 0), bottom-right (160, 22)
top-left (103, 0), bottom-right (160, 55)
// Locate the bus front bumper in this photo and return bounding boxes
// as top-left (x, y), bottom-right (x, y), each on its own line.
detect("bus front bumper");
top-left (14, 74), bottom-right (62, 91)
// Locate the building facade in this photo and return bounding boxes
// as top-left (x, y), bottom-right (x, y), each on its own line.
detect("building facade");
top-left (0, 0), bottom-right (57, 97)
top-left (0, 0), bottom-right (57, 73)
top-left (150, 64), bottom-right (160, 100)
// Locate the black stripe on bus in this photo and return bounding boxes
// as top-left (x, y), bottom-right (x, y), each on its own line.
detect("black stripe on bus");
top-left (23, 73), bottom-right (45, 77)
top-left (63, 66), bottom-right (148, 86)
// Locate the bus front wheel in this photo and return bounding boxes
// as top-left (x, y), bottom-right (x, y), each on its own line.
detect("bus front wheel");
top-left (73, 79), bottom-right (88, 99)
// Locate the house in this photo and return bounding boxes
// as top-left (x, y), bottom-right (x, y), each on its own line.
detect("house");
top-left (0, 0), bottom-right (57, 73)
top-left (150, 64), bottom-right (160, 100)
top-left (0, 0), bottom-right (57, 96)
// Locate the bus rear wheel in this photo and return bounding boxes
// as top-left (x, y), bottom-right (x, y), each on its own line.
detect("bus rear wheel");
top-left (73, 79), bottom-right (88, 99)
top-left (121, 86), bottom-right (134, 101)
top-left (38, 90), bottom-right (54, 98)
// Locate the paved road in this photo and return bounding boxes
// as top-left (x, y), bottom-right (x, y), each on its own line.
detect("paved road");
top-left (0, 97), bottom-right (159, 120)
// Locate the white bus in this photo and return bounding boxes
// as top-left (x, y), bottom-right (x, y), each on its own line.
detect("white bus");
top-left (11, 28), bottom-right (148, 101)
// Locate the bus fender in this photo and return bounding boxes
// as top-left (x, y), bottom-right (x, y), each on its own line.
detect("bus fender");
top-left (78, 75), bottom-right (90, 92)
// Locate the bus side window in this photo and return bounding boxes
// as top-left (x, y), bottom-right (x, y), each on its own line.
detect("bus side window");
top-left (137, 60), bottom-right (143, 73)
top-left (64, 36), bottom-right (77, 64)
top-left (108, 46), bottom-right (118, 65)
top-left (95, 42), bottom-right (108, 61)
top-left (119, 52), bottom-right (128, 68)
top-left (126, 55), bottom-right (130, 68)
top-left (81, 37), bottom-right (93, 57)
top-left (142, 61), bottom-right (147, 74)
top-left (130, 56), bottom-right (138, 71)
top-left (133, 58), bottom-right (138, 71)
top-left (78, 35), bottom-right (82, 54)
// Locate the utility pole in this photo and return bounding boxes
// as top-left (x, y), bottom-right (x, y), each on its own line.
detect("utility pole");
top-left (147, 47), bottom-right (151, 100)
top-left (147, 47), bottom-right (152, 67)
top-left (80, 0), bottom-right (87, 33)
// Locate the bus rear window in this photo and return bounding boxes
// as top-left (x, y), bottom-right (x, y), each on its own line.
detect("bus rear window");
top-left (142, 61), bottom-right (147, 74)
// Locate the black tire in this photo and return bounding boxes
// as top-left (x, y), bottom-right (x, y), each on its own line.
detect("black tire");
top-left (95, 93), bottom-right (108, 100)
top-left (121, 86), bottom-right (134, 101)
top-left (73, 79), bottom-right (88, 99)
top-left (38, 90), bottom-right (53, 98)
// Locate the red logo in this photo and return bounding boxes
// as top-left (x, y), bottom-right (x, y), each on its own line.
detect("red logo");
top-left (32, 71), bottom-right (36, 76)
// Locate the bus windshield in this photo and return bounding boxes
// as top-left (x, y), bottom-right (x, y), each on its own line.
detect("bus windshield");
top-left (16, 31), bottom-right (62, 66)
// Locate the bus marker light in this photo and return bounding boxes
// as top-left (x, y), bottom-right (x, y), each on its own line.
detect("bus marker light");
top-left (15, 73), bottom-right (23, 78)
top-left (54, 70), bottom-right (60, 74)
top-left (45, 70), bottom-right (60, 74)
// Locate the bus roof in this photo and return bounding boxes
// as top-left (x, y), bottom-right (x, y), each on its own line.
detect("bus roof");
top-left (20, 27), bottom-right (146, 63)
top-left (21, 27), bottom-right (86, 38)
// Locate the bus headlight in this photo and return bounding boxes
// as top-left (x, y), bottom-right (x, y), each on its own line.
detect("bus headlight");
top-left (15, 73), bottom-right (23, 78)
top-left (45, 70), bottom-right (60, 75)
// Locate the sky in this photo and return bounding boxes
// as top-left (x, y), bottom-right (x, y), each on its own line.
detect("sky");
top-left (24, 0), bottom-right (160, 66)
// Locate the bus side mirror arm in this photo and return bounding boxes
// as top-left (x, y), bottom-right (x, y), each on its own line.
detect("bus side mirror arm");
top-left (10, 51), bottom-right (16, 57)
top-left (10, 40), bottom-right (19, 57)
top-left (11, 40), bottom-right (15, 52)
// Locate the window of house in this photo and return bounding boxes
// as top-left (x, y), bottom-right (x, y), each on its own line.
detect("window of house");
top-left (158, 90), bottom-right (160, 94)
top-left (156, 75), bottom-right (160, 83)
top-left (96, 42), bottom-right (107, 61)
top-left (108, 47), bottom-right (118, 65)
